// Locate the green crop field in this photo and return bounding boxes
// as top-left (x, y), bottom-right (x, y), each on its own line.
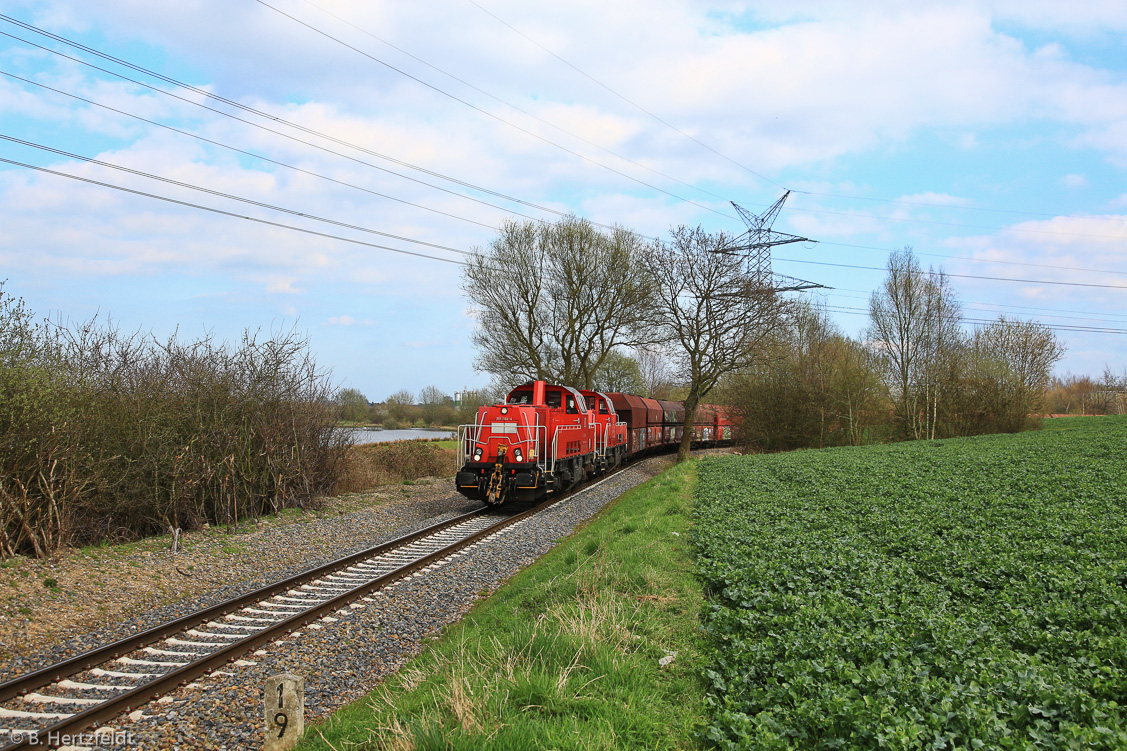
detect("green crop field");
top-left (694, 416), bottom-right (1127, 750)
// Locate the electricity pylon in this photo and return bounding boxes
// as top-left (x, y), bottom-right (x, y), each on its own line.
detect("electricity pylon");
top-left (717, 190), bottom-right (826, 293)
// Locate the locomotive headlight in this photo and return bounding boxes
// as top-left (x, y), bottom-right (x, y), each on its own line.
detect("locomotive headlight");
top-left (473, 447), bottom-right (483, 461)
top-left (513, 447), bottom-right (523, 463)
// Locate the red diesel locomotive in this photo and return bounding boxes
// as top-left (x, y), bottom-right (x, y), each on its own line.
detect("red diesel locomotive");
top-left (455, 380), bottom-right (733, 505)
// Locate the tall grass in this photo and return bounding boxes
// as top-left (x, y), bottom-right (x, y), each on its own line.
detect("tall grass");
top-left (297, 459), bottom-right (707, 751)
top-left (338, 440), bottom-right (457, 493)
top-left (0, 286), bottom-right (347, 558)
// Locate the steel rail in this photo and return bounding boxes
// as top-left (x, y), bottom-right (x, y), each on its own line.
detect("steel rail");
top-left (0, 507), bottom-right (490, 705)
top-left (0, 496), bottom-right (564, 751)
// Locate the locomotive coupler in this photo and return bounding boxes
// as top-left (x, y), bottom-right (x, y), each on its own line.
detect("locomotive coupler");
top-left (484, 446), bottom-right (508, 505)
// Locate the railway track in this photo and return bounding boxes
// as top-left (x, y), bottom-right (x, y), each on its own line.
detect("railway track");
top-left (0, 491), bottom-right (575, 750)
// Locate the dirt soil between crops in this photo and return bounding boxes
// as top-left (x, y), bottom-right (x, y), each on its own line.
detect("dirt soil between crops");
top-left (0, 478), bottom-right (472, 667)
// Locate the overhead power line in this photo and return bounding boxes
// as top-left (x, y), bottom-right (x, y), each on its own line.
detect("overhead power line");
top-left (463, 0), bottom-right (787, 191)
top-left (8, 59), bottom-right (1116, 283)
top-left (250, 1), bottom-right (733, 219)
top-left (784, 198), bottom-right (1127, 241)
top-left (298, 0), bottom-right (731, 206)
top-left (819, 285), bottom-right (1127, 322)
top-left (821, 304), bottom-right (1127, 336)
top-left (0, 68), bottom-right (500, 232)
top-left (815, 289), bottom-right (1127, 326)
top-left (0, 156), bottom-right (468, 266)
top-left (0, 22), bottom-right (638, 233)
top-left (774, 257), bottom-right (1127, 290)
top-left (816, 240), bottom-right (1127, 278)
top-left (7, 15), bottom-right (1120, 245)
top-left (466, 1), bottom-right (1124, 225)
top-left (0, 133), bottom-right (471, 256)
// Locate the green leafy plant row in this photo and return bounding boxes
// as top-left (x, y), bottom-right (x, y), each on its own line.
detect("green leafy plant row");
top-left (693, 417), bottom-right (1127, 750)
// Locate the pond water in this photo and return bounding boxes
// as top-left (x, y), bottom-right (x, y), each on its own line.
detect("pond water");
top-left (346, 427), bottom-right (457, 445)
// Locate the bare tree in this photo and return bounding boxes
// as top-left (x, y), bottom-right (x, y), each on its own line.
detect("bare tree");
top-left (384, 389), bottom-right (415, 425)
top-left (868, 248), bottom-right (962, 440)
top-left (635, 344), bottom-right (673, 398)
top-left (828, 336), bottom-right (886, 446)
top-left (463, 216), bottom-right (654, 389)
top-left (969, 316), bottom-right (1065, 430)
top-left (418, 385), bottom-right (455, 426)
top-left (647, 226), bottom-right (785, 461)
top-left (592, 349), bottom-right (646, 394)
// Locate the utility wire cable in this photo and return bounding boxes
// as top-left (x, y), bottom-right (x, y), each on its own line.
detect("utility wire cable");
top-left (819, 303), bottom-right (1127, 335)
top-left (801, 191), bottom-right (1063, 219)
top-left (463, 0), bottom-right (787, 191)
top-left (4, 68), bottom-right (1121, 287)
top-left (5, 17), bottom-right (1117, 242)
top-left (9, 59), bottom-right (1115, 282)
top-left (816, 289), bottom-right (1127, 326)
top-left (785, 199), bottom-right (1127, 241)
top-left (0, 21), bottom-right (633, 231)
top-left (0, 69), bottom-right (501, 231)
top-left (0, 156), bottom-right (468, 265)
top-left (299, 0), bottom-right (733, 206)
top-left (0, 133), bottom-right (472, 255)
top-left (0, 30), bottom-right (561, 227)
top-left (250, 0), bottom-right (734, 218)
top-left (816, 239), bottom-right (1127, 277)
top-left (772, 257), bottom-right (1127, 290)
top-left (466, 1), bottom-right (1120, 223)
top-left (818, 285), bottom-right (1127, 322)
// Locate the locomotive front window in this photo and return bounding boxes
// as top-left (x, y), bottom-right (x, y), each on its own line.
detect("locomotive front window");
top-left (508, 390), bottom-right (532, 404)
top-left (599, 401), bottom-right (609, 414)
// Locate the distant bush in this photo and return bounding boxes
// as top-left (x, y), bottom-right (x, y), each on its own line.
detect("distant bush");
top-left (0, 285), bottom-right (348, 558)
top-left (338, 440), bottom-right (457, 493)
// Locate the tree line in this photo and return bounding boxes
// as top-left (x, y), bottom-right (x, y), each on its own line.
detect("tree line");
top-left (332, 385), bottom-right (502, 429)
top-left (459, 217), bottom-right (1082, 457)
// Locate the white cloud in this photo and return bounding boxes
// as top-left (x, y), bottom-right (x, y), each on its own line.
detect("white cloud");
top-left (326, 315), bottom-right (372, 326)
top-left (895, 192), bottom-right (974, 208)
top-left (3, 0), bottom-right (1126, 392)
top-left (1062, 174), bottom-right (1087, 188)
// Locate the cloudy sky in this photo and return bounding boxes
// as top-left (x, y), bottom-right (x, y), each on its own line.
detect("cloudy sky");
top-left (1, 0), bottom-right (1124, 401)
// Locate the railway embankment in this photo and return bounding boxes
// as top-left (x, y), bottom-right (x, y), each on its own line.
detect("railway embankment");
top-left (0, 479), bottom-right (474, 673)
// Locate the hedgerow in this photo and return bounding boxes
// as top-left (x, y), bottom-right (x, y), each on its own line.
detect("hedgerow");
top-left (1, 285), bottom-right (347, 557)
top-left (693, 417), bottom-right (1127, 749)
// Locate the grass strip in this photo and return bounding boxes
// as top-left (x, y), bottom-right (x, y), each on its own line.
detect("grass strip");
top-left (296, 459), bottom-right (707, 751)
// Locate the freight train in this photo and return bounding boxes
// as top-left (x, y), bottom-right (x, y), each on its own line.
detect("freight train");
top-left (454, 380), bottom-right (733, 505)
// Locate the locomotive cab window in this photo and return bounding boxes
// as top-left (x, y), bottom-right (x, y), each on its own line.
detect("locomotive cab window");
top-left (566, 397), bottom-right (577, 414)
top-left (546, 392), bottom-right (562, 408)
top-left (508, 390), bottom-right (532, 404)
top-left (599, 401), bottom-right (609, 414)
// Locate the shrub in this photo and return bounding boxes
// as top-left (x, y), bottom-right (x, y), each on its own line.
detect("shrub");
top-left (0, 285), bottom-right (348, 557)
